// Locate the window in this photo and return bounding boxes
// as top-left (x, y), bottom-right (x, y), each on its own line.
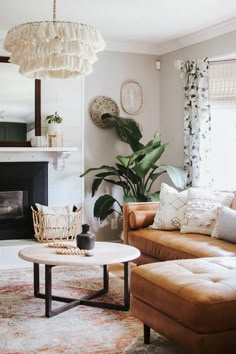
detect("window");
top-left (209, 60), bottom-right (236, 190)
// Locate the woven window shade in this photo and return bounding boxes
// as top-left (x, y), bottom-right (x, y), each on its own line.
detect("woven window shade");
top-left (209, 60), bottom-right (236, 103)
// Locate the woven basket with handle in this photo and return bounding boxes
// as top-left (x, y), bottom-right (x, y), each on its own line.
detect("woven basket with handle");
top-left (31, 207), bottom-right (82, 243)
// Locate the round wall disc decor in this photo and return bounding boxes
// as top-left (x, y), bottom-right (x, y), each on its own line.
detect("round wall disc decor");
top-left (90, 96), bottom-right (120, 129)
top-left (120, 80), bottom-right (143, 115)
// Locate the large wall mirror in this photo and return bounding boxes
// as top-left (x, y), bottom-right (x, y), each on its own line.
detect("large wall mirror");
top-left (0, 56), bottom-right (41, 147)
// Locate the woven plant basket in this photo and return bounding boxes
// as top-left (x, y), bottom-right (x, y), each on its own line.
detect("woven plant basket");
top-left (31, 207), bottom-right (82, 243)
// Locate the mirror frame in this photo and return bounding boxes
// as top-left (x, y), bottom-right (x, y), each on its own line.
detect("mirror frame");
top-left (0, 56), bottom-right (41, 147)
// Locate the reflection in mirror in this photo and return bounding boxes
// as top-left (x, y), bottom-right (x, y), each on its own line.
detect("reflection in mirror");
top-left (0, 56), bottom-right (41, 147)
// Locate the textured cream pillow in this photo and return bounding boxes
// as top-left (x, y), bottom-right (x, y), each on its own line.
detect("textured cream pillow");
top-left (180, 188), bottom-right (234, 235)
top-left (212, 206), bottom-right (236, 243)
top-left (150, 183), bottom-right (188, 230)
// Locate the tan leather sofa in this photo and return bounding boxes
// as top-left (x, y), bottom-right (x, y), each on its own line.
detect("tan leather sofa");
top-left (123, 202), bottom-right (236, 264)
top-left (131, 256), bottom-right (236, 354)
top-left (123, 202), bottom-right (236, 353)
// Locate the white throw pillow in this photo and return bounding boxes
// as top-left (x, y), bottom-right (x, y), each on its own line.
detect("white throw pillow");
top-left (150, 183), bottom-right (188, 230)
top-left (180, 188), bottom-right (234, 236)
top-left (35, 203), bottom-right (74, 214)
top-left (212, 206), bottom-right (236, 243)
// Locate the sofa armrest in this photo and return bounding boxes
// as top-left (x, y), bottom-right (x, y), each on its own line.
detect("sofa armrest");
top-left (129, 210), bottom-right (157, 229)
top-left (123, 202), bottom-right (159, 245)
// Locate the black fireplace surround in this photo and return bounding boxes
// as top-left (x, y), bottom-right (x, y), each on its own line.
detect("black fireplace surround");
top-left (0, 162), bottom-right (48, 240)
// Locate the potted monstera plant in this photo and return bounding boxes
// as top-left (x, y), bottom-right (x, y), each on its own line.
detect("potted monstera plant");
top-left (80, 116), bottom-right (187, 223)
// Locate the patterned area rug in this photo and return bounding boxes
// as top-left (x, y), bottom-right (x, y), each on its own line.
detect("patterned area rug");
top-left (0, 266), bottom-right (185, 354)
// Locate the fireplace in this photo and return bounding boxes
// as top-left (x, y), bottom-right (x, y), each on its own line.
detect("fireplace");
top-left (0, 162), bottom-right (48, 240)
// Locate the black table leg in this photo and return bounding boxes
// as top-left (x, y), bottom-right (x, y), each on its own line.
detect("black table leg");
top-left (33, 262), bottom-right (131, 317)
top-left (45, 265), bottom-right (52, 317)
top-left (80, 262), bottom-right (130, 311)
top-left (104, 264), bottom-right (109, 292)
top-left (123, 261), bottom-right (130, 310)
top-left (33, 263), bottom-right (40, 297)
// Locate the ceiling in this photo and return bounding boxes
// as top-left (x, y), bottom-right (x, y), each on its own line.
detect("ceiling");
top-left (0, 0), bottom-right (236, 55)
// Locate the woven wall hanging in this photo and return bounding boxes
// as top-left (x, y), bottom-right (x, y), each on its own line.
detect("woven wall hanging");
top-left (120, 80), bottom-right (143, 115)
top-left (90, 96), bottom-right (120, 129)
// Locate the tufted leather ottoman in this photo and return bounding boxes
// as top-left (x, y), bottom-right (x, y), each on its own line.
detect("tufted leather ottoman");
top-left (131, 257), bottom-right (236, 354)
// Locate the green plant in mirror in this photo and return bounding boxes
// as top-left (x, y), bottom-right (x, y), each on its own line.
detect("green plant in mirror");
top-left (80, 117), bottom-right (187, 223)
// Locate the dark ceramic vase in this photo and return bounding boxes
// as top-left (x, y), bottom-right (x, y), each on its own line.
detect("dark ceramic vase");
top-left (76, 224), bottom-right (95, 250)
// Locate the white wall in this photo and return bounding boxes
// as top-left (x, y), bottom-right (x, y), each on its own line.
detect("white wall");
top-left (83, 50), bottom-right (160, 241)
top-left (159, 30), bottom-right (236, 167)
top-left (41, 78), bottom-right (84, 207)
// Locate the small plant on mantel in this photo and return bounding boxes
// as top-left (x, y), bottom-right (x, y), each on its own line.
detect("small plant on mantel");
top-left (46, 111), bottom-right (63, 147)
top-left (80, 116), bottom-right (187, 224)
top-left (46, 112), bottom-right (63, 124)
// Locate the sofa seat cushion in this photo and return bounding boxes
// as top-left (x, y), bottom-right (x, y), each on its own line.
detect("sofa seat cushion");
top-left (128, 229), bottom-right (236, 261)
top-left (131, 257), bottom-right (236, 333)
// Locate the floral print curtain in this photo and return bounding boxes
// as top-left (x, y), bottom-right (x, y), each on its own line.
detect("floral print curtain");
top-left (176, 58), bottom-right (212, 187)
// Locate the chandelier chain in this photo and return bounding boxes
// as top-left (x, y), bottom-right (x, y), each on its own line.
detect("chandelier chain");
top-left (53, 0), bottom-right (56, 21)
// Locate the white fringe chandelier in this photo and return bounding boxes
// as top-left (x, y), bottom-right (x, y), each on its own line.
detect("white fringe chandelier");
top-left (3, 0), bottom-right (105, 79)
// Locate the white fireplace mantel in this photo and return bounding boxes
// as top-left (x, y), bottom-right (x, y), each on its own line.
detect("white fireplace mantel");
top-left (0, 147), bottom-right (78, 170)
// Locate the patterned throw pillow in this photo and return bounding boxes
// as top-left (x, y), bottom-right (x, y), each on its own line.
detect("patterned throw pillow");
top-left (180, 188), bottom-right (234, 236)
top-left (150, 183), bottom-right (188, 230)
top-left (212, 206), bottom-right (236, 243)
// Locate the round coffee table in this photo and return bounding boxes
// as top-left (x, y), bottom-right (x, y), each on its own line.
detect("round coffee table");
top-left (18, 241), bottom-right (140, 317)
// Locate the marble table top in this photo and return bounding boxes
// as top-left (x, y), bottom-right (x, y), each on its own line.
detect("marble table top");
top-left (18, 241), bottom-right (140, 266)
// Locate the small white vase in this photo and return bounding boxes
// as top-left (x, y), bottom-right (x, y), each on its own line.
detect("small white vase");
top-left (47, 123), bottom-right (63, 147)
top-left (47, 123), bottom-right (61, 136)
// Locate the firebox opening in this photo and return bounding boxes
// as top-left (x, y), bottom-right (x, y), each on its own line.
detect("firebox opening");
top-left (0, 162), bottom-right (48, 240)
top-left (0, 191), bottom-right (24, 220)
